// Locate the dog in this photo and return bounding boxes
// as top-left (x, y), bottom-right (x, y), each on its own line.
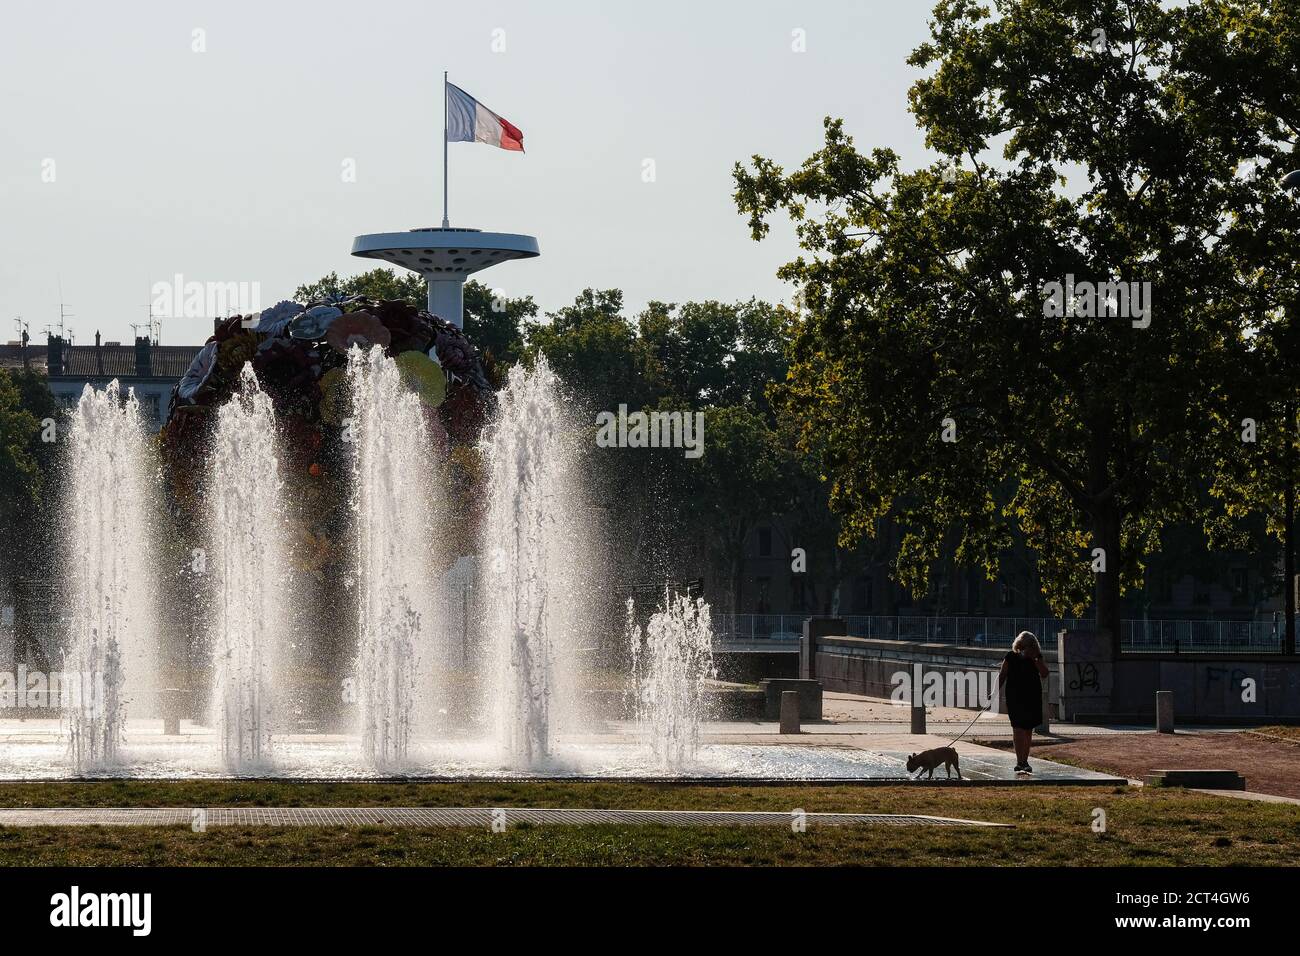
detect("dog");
top-left (905, 746), bottom-right (962, 780)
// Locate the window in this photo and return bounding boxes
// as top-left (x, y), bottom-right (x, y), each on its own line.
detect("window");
top-left (757, 526), bottom-right (772, 557)
top-left (1230, 568), bottom-right (1248, 605)
top-left (1193, 578), bottom-right (1212, 605)
top-left (999, 579), bottom-right (1015, 608)
top-left (138, 393), bottom-right (160, 424)
top-left (1227, 567), bottom-right (1248, 598)
top-left (791, 578), bottom-right (808, 612)
top-left (754, 577), bottom-right (771, 614)
top-left (852, 576), bottom-right (872, 613)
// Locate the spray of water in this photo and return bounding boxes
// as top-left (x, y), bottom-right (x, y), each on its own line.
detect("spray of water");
top-left (64, 381), bottom-right (158, 771)
top-left (628, 591), bottom-right (716, 770)
top-left (348, 346), bottom-right (437, 769)
top-left (210, 364), bottom-right (287, 770)
top-left (480, 356), bottom-right (589, 765)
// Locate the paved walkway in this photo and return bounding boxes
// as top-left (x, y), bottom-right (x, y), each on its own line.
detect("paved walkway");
top-left (1190, 790), bottom-right (1300, 805)
top-left (0, 807), bottom-right (1010, 828)
top-left (818, 692), bottom-right (1245, 735)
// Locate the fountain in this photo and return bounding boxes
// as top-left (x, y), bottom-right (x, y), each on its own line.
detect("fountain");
top-left (0, 303), bottom-right (908, 782)
top-left (209, 364), bottom-right (287, 770)
top-left (348, 345), bottom-right (437, 769)
top-left (628, 592), bottom-right (716, 769)
top-left (479, 356), bottom-right (587, 765)
top-left (63, 381), bottom-right (158, 771)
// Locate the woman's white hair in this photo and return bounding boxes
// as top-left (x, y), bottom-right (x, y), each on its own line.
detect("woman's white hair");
top-left (1012, 631), bottom-right (1041, 655)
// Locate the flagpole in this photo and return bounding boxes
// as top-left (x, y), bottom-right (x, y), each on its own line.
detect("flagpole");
top-left (442, 71), bottom-right (449, 229)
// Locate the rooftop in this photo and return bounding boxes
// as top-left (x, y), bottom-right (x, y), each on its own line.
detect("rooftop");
top-left (0, 340), bottom-right (206, 379)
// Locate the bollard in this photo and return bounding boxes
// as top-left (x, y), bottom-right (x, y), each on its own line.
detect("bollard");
top-left (160, 687), bottom-right (183, 736)
top-left (1156, 690), bottom-right (1174, 734)
top-left (1036, 679), bottom-right (1051, 736)
top-left (779, 691), bottom-right (800, 734)
top-left (910, 704), bottom-right (926, 735)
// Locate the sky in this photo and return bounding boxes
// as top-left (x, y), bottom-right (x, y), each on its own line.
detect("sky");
top-left (0, 0), bottom-right (937, 347)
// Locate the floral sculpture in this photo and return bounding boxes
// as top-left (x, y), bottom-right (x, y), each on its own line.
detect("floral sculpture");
top-left (159, 295), bottom-right (492, 585)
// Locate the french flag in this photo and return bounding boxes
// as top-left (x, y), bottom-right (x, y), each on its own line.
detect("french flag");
top-left (446, 82), bottom-right (524, 152)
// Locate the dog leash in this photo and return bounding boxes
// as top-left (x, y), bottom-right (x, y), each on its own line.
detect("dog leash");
top-left (946, 702), bottom-right (992, 748)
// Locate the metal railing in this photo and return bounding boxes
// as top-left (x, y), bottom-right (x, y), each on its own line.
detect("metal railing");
top-left (1121, 618), bottom-right (1287, 654)
top-left (714, 613), bottom-right (1292, 654)
top-left (714, 614), bottom-right (806, 642)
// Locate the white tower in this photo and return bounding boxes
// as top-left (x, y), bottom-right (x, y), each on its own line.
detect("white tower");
top-left (351, 227), bottom-right (539, 329)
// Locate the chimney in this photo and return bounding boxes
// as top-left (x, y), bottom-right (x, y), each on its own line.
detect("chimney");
top-left (46, 335), bottom-right (63, 376)
top-left (135, 336), bottom-right (152, 377)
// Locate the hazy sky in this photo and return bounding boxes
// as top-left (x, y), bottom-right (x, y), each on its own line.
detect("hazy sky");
top-left (1, 0), bottom-right (936, 346)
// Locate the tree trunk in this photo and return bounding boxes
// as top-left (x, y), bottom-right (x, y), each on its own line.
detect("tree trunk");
top-left (1286, 435), bottom-right (1296, 656)
top-left (730, 554), bottom-right (743, 616)
top-left (829, 546), bottom-right (843, 616)
top-left (1093, 502), bottom-right (1123, 657)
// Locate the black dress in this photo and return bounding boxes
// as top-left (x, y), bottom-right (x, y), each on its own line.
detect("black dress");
top-left (1003, 651), bottom-right (1042, 730)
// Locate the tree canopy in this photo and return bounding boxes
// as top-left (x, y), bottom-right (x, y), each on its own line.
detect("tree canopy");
top-left (733, 0), bottom-right (1300, 648)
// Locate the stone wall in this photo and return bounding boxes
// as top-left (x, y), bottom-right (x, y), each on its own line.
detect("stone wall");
top-left (1056, 629), bottom-right (1300, 721)
top-left (794, 620), bottom-right (1300, 722)
top-left (800, 625), bottom-right (1061, 714)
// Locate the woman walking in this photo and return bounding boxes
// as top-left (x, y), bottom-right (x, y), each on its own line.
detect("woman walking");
top-left (999, 631), bottom-right (1049, 774)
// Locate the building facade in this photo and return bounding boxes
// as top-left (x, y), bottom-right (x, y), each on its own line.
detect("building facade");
top-left (1, 334), bottom-right (204, 432)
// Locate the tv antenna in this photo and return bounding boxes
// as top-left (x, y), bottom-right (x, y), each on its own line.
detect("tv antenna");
top-left (56, 276), bottom-right (74, 343)
top-left (13, 317), bottom-right (29, 366)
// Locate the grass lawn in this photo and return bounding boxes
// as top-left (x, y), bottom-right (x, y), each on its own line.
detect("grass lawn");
top-left (1251, 726), bottom-right (1300, 744)
top-left (0, 781), bottom-right (1295, 865)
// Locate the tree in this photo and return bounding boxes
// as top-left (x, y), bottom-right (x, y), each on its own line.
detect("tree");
top-left (1203, 188), bottom-right (1300, 651)
top-left (637, 298), bottom-right (791, 417)
top-left (733, 0), bottom-right (1281, 653)
top-left (0, 368), bottom-right (58, 662)
top-left (463, 280), bottom-right (536, 368)
top-left (0, 370), bottom-right (44, 557)
top-left (525, 289), bottom-right (663, 415)
top-left (294, 268), bottom-right (426, 306)
top-left (1139, 0), bottom-right (1300, 651)
top-left (671, 404), bottom-right (795, 614)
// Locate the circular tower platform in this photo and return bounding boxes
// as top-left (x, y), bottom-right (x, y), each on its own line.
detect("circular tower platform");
top-left (351, 227), bottom-right (539, 329)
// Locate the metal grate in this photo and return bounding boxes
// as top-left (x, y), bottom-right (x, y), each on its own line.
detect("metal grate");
top-left (0, 806), bottom-right (1009, 828)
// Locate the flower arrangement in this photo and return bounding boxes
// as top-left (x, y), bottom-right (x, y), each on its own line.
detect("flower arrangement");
top-left (159, 296), bottom-right (493, 578)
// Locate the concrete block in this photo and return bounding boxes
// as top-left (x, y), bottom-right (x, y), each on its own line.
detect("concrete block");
top-left (1143, 769), bottom-right (1245, 791)
top-left (910, 705), bottom-right (926, 735)
top-left (1156, 690), bottom-right (1174, 733)
top-left (1057, 629), bottom-right (1114, 721)
top-left (779, 691), bottom-right (800, 734)
top-left (163, 715), bottom-right (180, 736)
